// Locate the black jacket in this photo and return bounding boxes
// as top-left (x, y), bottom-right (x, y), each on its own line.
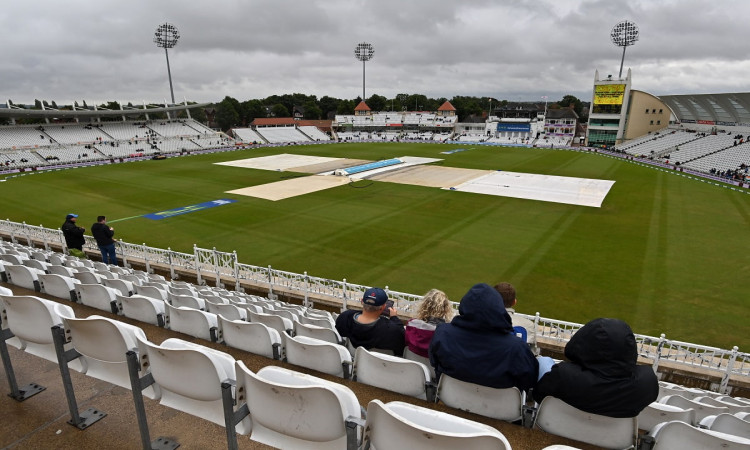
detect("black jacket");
top-left (429, 283), bottom-right (538, 392)
top-left (91, 222), bottom-right (115, 246)
top-left (61, 219), bottom-right (85, 249)
top-left (533, 318), bottom-right (659, 418)
top-left (335, 310), bottom-right (405, 356)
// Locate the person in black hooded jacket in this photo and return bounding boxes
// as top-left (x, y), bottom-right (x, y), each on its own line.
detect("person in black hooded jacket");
top-left (429, 283), bottom-right (538, 392)
top-left (533, 318), bottom-right (658, 418)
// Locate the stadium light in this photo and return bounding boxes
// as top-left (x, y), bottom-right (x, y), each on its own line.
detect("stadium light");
top-left (610, 20), bottom-right (639, 79)
top-left (354, 42), bottom-right (374, 101)
top-left (154, 22), bottom-right (180, 104)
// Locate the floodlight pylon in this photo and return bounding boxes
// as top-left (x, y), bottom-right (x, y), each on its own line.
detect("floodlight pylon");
top-left (611, 20), bottom-right (639, 79)
top-left (154, 22), bottom-right (180, 104)
top-left (354, 42), bottom-right (374, 101)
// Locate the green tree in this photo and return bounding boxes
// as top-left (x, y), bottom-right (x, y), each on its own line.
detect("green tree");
top-left (303, 99), bottom-right (322, 120)
top-left (271, 103), bottom-right (290, 117)
top-left (559, 95), bottom-right (583, 118)
top-left (318, 96), bottom-right (340, 119)
top-left (241, 99), bottom-right (265, 125)
top-left (216, 96), bottom-right (240, 130)
top-left (366, 94), bottom-right (388, 112)
top-left (337, 99), bottom-right (355, 115)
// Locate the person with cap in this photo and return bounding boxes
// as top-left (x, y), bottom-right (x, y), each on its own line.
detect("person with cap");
top-left (61, 213), bottom-right (86, 252)
top-left (91, 215), bottom-right (117, 265)
top-left (429, 283), bottom-right (538, 392)
top-left (533, 318), bottom-right (658, 418)
top-left (335, 287), bottom-right (405, 356)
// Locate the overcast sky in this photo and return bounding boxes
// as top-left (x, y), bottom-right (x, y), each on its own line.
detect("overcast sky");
top-left (3, 0), bottom-right (749, 105)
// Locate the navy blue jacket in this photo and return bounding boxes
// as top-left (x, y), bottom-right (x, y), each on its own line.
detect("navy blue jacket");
top-left (533, 318), bottom-right (658, 418)
top-left (429, 283), bottom-right (538, 392)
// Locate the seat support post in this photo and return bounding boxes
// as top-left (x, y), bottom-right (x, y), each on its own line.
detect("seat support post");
top-left (126, 350), bottom-right (179, 450)
top-left (1, 327), bottom-right (46, 401)
top-left (221, 380), bottom-right (249, 450)
top-left (51, 325), bottom-right (107, 429)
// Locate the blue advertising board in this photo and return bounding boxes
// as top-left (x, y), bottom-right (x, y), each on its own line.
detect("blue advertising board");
top-left (144, 199), bottom-right (237, 220)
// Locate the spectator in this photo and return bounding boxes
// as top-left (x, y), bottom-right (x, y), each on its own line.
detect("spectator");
top-left (91, 215), bottom-right (117, 265)
top-left (335, 287), bottom-right (405, 356)
top-left (429, 283), bottom-right (538, 392)
top-left (61, 213), bottom-right (86, 252)
top-left (533, 318), bottom-right (659, 418)
top-left (494, 282), bottom-right (539, 355)
top-left (405, 289), bottom-right (454, 358)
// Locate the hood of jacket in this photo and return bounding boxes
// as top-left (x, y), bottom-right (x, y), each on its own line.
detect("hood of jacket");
top-left (564, 318), bottom-right (637, 378)
top-left (450, 283), bottom-right (514, 334)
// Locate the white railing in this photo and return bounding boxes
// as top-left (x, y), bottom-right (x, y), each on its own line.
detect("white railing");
top-left (0, 219), bottom-right (746, 391)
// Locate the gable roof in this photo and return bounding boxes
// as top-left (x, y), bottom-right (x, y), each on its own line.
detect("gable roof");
top-left (438, 101), bottom-right (456, 111)
top-left (354, 101), bottom-right (371, 111)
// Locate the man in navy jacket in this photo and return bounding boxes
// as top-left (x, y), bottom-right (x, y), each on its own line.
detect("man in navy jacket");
top-left (429, 283), bottom-right (538, 392)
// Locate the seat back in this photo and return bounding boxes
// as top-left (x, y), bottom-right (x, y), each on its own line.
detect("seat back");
top-left (662, 395), bottom-right (728, 425)
top-left (709, 413), bottom-right (750, 439)
top-left (637, 402), bottom-right (695, 433)
top-left (134, 285), bottom-right (167, 301)
top-left (403, 347), bottom-right (435, 380)
top-left (5, 265), bottom-right (41, 291)
top-left (73, 271), bottom-right (102, 285)
top-left (38, 273), bottom-right (77, 301)
top-left (282, 334), bottom-right (351, 378)
top-left (298, 314), bottom-right (335, 330)
top-left (164, 303), bottom-right (217, 341)
top-left (354, 347), bottom-right (431, 400)
top-left (234, 363), bottom-right (360, 447)
top-left (437, 374), bottom-right (522, 422)
top-left (534, 397), bottom-right (638, 449)
top-left (247, 310), bottom-right (292, 335)
top-left (102, 278), bottom-right (134, 296)
top-left (293, 321), bottom-right (342, 345)
top-left (1, 295), bottom-right (77, 363)
top-left (651, 420), bottom-right (750, 450)
top-left (218, 316), bottom-right (280, 359)
top-left (207, 302), bottom-right (246, 321)
top-left (76, 283), bottom-right (120, 313)
top-left (119, 294), bottom-right (165, 326)
top-left (363, 400), bottom-right (511, 450)
top-left (48, 264), bottom-right (75, 277)
top-left (169, 293), bottom-right (205, 310)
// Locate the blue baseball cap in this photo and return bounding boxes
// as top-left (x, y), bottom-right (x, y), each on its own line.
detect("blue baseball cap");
top-left (66, 213), bottom-right (78, 219)
top-left (362, 287), bottom-right (388, 306)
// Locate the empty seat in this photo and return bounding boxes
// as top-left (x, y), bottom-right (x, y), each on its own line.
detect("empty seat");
top-left (649, 420), bottom-right (750, 449)
top-left (206, 302), bottom-right (246, 321)
top-left (5, 264), bottom-right (43, 291)
top-left (119, 294), bottom-right (166, 327)
top-left (661, 394), bottom-right (729, 425)
top-left (697, 396), bottom-right (750, 415)
top-left (76, 283), bottom-right (121, 314)
top-left (48, 264), bottom-right (76, 278)
top-left (293, 320), bottom-right (343, 345)
top-left (102, 278), bottom-right (135, 296)
top-left (164, 303), bottom-right (218, 341)
top-left (436, 374), bottom-right (523, 422)
top-left (403, 347), bottom-right (436, 380)
top-left (38, 273), bottom-right (78, 302)
top-left (282, 334), bottom-right (352, 378)
top-left (226, 364), bottom-right (362, 449)
top-left (169, 293), bottom-right (205, 310)
top-left (297, 314), bottom-right (335, 329)
top-left (700, 413), bottom-right (750, 439)
top-left (134, 284), bottom-right (167, 301)
top-left (638, 402), bottom-right (695, 433)
top-left (354, 346), bottom-right (435, 401)
top-left (247, 310), bottom-right (293, 336)
top-left (73, 271), bottom-right (103, 285)
top-left (362, 400), bottom-right (512, 449)
top-left (23, 258), bottom-right (50, 272)
top-left (217, 316), bottom-right (281, 359)
top-left (533, 396), bottom-right (638, 449)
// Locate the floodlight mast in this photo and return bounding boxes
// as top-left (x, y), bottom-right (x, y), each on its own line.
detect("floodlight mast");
top-left (611, 20), bottom-right (639, 79)
top-left (154, 22), bottom-right (180, 104)
top-left (354, 42), bottom-right (374, 101)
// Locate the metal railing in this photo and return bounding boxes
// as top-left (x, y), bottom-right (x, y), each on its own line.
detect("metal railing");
top-left (0, 219), bottom-right (746, 391)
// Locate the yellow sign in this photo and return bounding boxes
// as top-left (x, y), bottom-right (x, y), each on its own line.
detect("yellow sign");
top-left (594, 84), bottom-right (626, 105)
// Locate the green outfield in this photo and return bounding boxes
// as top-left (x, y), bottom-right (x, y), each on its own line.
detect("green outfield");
top-left (2, 142), bottom-right (748, 349)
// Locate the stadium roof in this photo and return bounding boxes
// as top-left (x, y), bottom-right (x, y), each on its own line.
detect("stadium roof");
top-left (658, 93), bottom-right (750, 124)
top-left (438, 101), bottom-right (456, 111)
top-left (0, 102), bottom-right (209, 120)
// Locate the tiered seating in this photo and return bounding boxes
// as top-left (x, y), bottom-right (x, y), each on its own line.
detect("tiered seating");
top-left (147, 121), bottom-right (201, 137)
top-left (233, 127), bottom-right (266, 143)
top-left (0, 150), bottom-right (46, 168)
top-left (36, 145), bottom-right (103, 163)
top-left (255, 126), bottom-right (311, 143)
top-left (190, 136), bottom-right (229, 149)
top-left (0, 126), bottom-right (54, 149)
top-left (684, 143), bottom-right (750, 173)
top-left (97, 122), bottom-right (146, 140)
top-left (299, 126), bottom-right (331, 141)
top-left (619, 130), bottom-right (699, 156)
top-left (43, 125), bottom-right (109, 144)
top-left (156, 138), bottom-right (202, 153)
top-left (668, 134), bottom-right (736, 164)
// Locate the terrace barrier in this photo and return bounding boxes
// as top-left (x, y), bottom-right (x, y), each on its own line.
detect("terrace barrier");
top-left (0, 218), bottom-right (746, 392)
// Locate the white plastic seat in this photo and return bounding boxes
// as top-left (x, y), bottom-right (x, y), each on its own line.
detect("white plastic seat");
top-left (48, 253), bottom-right (67, 266)
top-left (102, 278), bottom-right (134, 296)
top-left (169, 293), bottom-right (205, 310)
top-left (217, 316), bottom-right (281, 359)
top-left (700, 413), bottom-right (750, 439)
top-left (134, 284), bottom-right (167, 301)
top-left (282, 334), bottom-right (352, 378)
top-left (75, 283), bottom-right (121, 314)
top-left (662, 394), bottom-right (729, 425)
top-left (164, 303), bottom-right (218, 341)
top-left (73, 270), bottom-right (103, 285)
top-left (436, 374), bottom-right (523, 422)
top-left (38, 273), bottom-right (78, 302)
top-left (206, 302), bottom-right (246, 321)
top-left (231, 364), bottom-right (362, 449)
top-left (403, 347), bottom-right (436, 380)
top-left (23, 258), bottom-right (50, 272)
top-left (637, 402), bottom-right (695, 432)
top-left (119, 294), bottom-right (166, 326)
top-left (48, 264), bottom-right (76, 278)
top-left (533, 396), bottom-right (638, 449)
top-left (0, 254), bottom-right (26, 265)
top-left (241, 303), bottom-right (263, 314)
top-left (5, 264), bottom-right (43, 291)
top-left (62, 315), bottom-right (158, 397)
top-left (298, 314), bottom-right (335, 329)
top-left (134, 336), bottom-right (250, 432)
top-left (649, 420), bottom-right (750, 449)
top-left (247, 310), bottom-right (293, 336)
top-left (697, 396), bottom-right (750, 415)
top-left (272, 308), bottom-right (298, 323)
top-left (167, 286), bottom-right (196, 297)
top-left (293, 320), bottom-right (343, 345)
top-left (354, 346), bottom-right (434, 401)
top-left (362, 400), bottom-right (512, 450)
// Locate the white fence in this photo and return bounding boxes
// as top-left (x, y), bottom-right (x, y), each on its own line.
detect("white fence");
top-left (0, 219), bottom-right (746, 391)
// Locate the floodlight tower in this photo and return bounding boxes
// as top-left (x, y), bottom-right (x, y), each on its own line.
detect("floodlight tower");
top-left (154, 22), bottom-right (180, 104)
top-left (610, 20), bottom-right (639, 79)
top-left (354, 42), bottom-right (374, 101)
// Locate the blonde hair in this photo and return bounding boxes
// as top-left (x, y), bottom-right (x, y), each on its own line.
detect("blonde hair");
top-left (417, 289), bottom-right (454, 322)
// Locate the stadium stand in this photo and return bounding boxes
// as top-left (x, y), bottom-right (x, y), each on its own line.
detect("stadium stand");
top-left (232, 127), bottom-right (267, 143)
top-left (255, 126), bottom-right (311, 143)
top-left (299, 125), bottom-right (331, 141)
